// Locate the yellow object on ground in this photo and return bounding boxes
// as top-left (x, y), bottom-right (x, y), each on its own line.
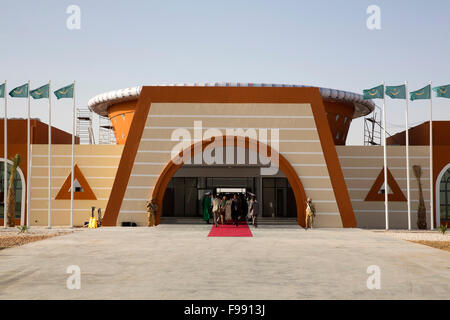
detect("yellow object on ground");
top-left (88, 217), bottom-right (98, 229)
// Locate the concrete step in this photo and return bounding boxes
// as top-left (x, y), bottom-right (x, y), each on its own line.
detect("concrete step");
top-left (258, 218), bottom-right (298, 225)
top-left (160, 217), bottom-right (298, 225)
top-left (161, 217), bottom-right (204, 224)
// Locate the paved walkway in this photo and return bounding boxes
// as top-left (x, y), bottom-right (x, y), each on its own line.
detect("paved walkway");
top-left (0, 225), bottom-right (448, 299)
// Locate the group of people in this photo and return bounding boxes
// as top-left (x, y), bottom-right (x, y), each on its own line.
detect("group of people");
top-left (203, 193), bottom-right (259, 228)
top-left (146, 194), bottom-right (314, 229)
top-left (146, 192), bottom-right (260, 228)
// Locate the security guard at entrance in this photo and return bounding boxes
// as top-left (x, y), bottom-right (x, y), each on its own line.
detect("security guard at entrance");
top-left (146, 198), bottom-right (158, 227)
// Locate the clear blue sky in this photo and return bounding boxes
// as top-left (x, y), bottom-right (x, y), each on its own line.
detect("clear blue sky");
top-left (1, 0), bottom-right (449, 144)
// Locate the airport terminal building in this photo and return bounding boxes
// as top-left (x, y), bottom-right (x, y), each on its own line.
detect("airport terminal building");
top-left (1, 84), bottom-right (449, 228)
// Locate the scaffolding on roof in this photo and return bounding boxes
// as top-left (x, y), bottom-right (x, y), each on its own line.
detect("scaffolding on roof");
top-left (364, 106), bottom-right (394, 146)
top-left (76, 108), bottom-right (95, 144)
top-left (98, 115), bottom-right (116, 144)
top-left (364, 110), bottom-right (382, 146)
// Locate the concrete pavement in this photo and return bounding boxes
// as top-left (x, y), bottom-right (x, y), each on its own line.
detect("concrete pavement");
top-left (0, 225), bottom-right (449, 299)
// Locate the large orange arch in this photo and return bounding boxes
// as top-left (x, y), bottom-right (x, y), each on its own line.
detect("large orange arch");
top-left (102, 86), bottom-right (356, 228)
top-left (151, 135), bottom-right (308, 227)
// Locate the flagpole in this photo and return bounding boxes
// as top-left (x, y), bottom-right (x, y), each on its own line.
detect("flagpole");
top-left (429, 81), bottom-right (434, 230)
top-left (26, 80), bottom-right (30, 228)
top-left (382, 81), bottom-right (389, 230)
top-left (70, 81), bottom-right (75, 228)
top-left (405, 81), bottom-right (411, 230)
top-left (3, 81), bottom-right (7, 228)
top-left (48, 81), bottom-right (52, 229)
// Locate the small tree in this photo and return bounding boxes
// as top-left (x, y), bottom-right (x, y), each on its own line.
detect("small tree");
top-left (6, 154), bottom-right (21, 227)
top-left (413, 165), bottom-right (427, 230)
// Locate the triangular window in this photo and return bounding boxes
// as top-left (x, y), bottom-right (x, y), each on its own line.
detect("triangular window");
top-left (55, 164), bottom-right (96, 200)
top-left (365, 168), bottom-right (406, 202)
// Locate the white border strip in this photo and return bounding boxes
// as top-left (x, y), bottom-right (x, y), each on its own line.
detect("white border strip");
top-left (348, 188), bottom-right (430, 192)
top-left (32, 187), bottom-right (112, 190)
top-left (339, 155), bottom-right (430, 159)
top-left (127, 186), bottom-right (154, 189)
top-left (300, 176), bottom-right (330, 179)
top-left (32, 176), bottom-right (115, 179)
top-left (136, 150), bottom-right (323, 155)
top-left (119, 210), bottom-right (146, 214)
top-left (344, 177), bottom-right (427, 181)
top-left (342, 167), bottom-right (429, 170)
top-left (32, 165), bottom-right (118, 169)
top-left (281, 152), bottom-right (323, 155)
top-left (148, 115), bottom-right (314, 119)
top-left (32, 155), bottom-right (122, 158)
top-left (354, 209), bottom-right (421, 213)
top-left (312, 200), bottom-right (337, 203)
top-left (31, 208), bottom-right (94, 212)
top-left (140, 138), bottom-right (320, 143)
top-left (133, 162), bottom-right (167, 166)
top-left (292, 164), bottom-right (326, 167)
top-left (316, 212), bottom-right (340, 216)
top-left (350, 198), bottom-right (426, 203)
top-left (31, 198), bottom-right (109, 201)
top-left (130, 174), bottom-right (159, 177)
top-left (144, 126), bottom-right (317, 131)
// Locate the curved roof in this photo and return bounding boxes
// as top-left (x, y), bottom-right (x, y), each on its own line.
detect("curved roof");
top-left (88, 83), bottom-right (375, 118)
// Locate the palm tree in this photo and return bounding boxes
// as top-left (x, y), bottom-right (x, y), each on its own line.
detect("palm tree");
top-left (6, 154), bottom-right (21, 227)
top-left (413, 165), bottom-right (427, 229)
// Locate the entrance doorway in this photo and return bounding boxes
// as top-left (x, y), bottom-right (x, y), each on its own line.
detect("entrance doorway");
top-left (151, 137), bottom-right (308, 226)
top-left (161, 173), bottom-right (297, 221)
top-left (162, 176), bottom-right (255, 218)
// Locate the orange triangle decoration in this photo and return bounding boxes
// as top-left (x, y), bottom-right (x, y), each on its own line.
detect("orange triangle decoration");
top-left (55, 164), bottom-right (97, 200)
top-left (365, 168), bottom-right (406, 202)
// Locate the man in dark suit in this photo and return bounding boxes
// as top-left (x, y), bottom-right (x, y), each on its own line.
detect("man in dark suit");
top-left (231, 194), bottom-right (240, 227)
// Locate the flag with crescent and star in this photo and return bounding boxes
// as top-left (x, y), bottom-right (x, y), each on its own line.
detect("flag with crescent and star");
top-left (363, 84), bottom-right (384, 100)
top-left (54, 83), bottom-right (74, 99)
top-left (30, 84), bottom-right (50, 99)
top-left (9, 83), bottom-right (29, 98)
top-left (385, 85), bottom-right (406, 99)
top-left (433, 84), bottom-right (450, 99)
top-left (410, 85), bottom-right (431, 101)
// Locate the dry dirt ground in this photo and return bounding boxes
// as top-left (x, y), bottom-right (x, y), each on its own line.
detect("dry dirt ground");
top-left (372, 230), bottom-right (450, 252)
top-left (410, 241), bottom-right (450, 252)
top-left (0, 228), bottom-right (75, 250)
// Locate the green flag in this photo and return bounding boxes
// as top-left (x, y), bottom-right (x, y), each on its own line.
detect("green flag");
top-left (385, 85), bottom-right (406, 99)
top-left (0, 83), bottom-right (4, 98)
top-left (30, 84), bottom-right (50, 99)
top-left (433, 84), bottom-right (450, 99)
top-left (54, 83), bottom-right (74, 99)
top-left (9, 83), bottom-right (29, 98)
top-left (410, 85), bottom-right (431, 101)
top-left (363, 85), bottom-right (384, 100)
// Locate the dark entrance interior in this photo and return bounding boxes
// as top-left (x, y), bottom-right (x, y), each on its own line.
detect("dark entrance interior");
top-left (262, 178), bottom-right (297, 218)
top-left (162, 176), bottom-right (297, 220)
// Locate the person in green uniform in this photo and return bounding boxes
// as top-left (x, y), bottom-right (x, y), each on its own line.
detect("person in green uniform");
top-left (202, 193), bottom-right (212, 224)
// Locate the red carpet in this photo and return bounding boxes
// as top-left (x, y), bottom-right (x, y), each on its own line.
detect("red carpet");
top-left (208, 221), bottom-right (253, 237)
